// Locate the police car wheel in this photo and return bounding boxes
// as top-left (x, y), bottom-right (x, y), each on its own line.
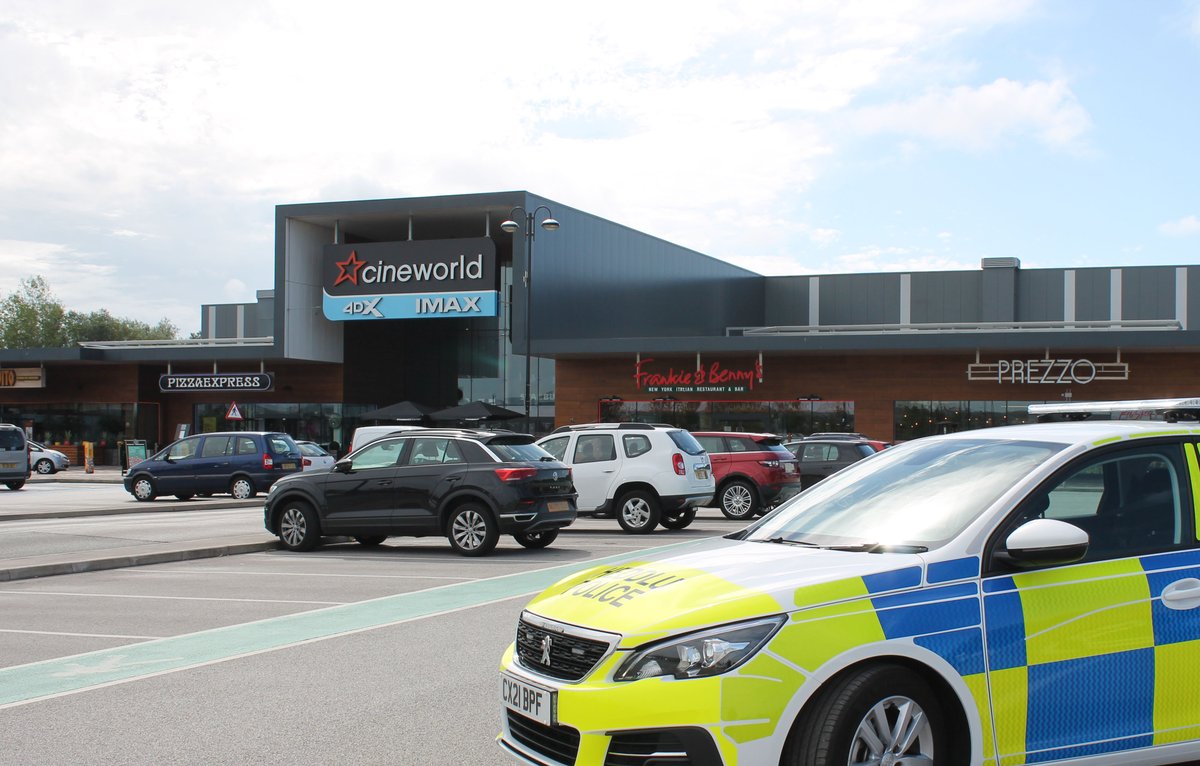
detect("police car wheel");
top-left (784, 664), bottom-right (945, 766)
top-left (660, 508), bottom-right (696, 529)
top-left (447, 503), bottom-right (499, 556)
top-left (514, 529), bottom-right (559, 549)
top-left (719, 480), bottom-right (759, 520)
top-left (131, 477), bottom-right (157, 502)
top-left (616, 490), bottom-right (661, 534)
top-left (278, 501), bottom-right (321, 551)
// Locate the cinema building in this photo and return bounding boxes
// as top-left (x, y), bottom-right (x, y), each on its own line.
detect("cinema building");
top-left (2, 191), bottom-right (1198, 465)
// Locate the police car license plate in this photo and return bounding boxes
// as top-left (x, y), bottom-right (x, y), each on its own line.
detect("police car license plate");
top-left (547, 500), bottom-right (569, 512)
top-left (501, 672), bottom-right (555, 726)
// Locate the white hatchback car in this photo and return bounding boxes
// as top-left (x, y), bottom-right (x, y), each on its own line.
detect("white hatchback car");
top-left (296, 441), bottom-right (336, 472)
top-left (28, 440), bottom-right (70, 474)
top-left (536, 423), bottom-right (713, 533)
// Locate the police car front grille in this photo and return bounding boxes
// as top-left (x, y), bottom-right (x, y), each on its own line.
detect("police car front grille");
top-left (507, 710), bottom-right (580, 765)
top-left (516, 618), bottom-right (609, 681)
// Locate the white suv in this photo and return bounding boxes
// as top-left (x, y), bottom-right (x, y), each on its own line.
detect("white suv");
top-left (536, 423), bottom-right (713, 533)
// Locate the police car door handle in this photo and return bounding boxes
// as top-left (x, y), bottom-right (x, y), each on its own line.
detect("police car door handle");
top-left (1161, 578), bottom-right (1200, 611)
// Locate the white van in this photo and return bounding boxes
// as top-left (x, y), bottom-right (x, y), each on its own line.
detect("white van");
top-left (0, 423), bottom-right (31, 490)
top-left (347, 425), bottom-right (425, 455)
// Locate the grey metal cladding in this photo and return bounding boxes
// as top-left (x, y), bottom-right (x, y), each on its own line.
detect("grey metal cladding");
top-left (819, 273), bottom-right (901, 325)
top-left (1122, 266), bottom-right (1175, 320)
top-left (214, 306), bottom-right (237, 338)
top-left (1074, 268), bottom-right (1111, 321)
top-left (1016, 270), bottom-right (1064, 322)
top-left (764, 277), bottom-right (811, 326)
top-left (910, 272), bottom-right (981, 323)
top-left (981, 267), bottom-right (1016, 322)
top-left (530, 198), bottom-right (763, 341)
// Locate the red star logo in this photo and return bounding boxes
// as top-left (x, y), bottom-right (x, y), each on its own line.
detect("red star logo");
top-left (334, 250), bottom-right (366, 286)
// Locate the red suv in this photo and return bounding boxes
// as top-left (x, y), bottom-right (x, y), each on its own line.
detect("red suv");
top-left (691, 432), bottom-right (802, 520)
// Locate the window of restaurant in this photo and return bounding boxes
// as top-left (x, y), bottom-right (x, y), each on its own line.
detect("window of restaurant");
top-left (893, 401), bottom-right (1039, 440)
top-left (597, 400), bottom-right (854, 437)
top-left (0, 402), bottom-right (158, 465)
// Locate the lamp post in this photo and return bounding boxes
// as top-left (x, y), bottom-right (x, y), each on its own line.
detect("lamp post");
top-left (500, 206), bottom-right (559, 420)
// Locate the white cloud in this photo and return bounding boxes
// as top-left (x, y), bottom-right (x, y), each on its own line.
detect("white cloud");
top-left (851, 77), bottom-right (1092, 151)
top-left (223, 278), bottom-right (248, 300)
top-left (1160, 215), bottom-right (1200, 236)
top-left (0, 0), bottom-right (1054, 329)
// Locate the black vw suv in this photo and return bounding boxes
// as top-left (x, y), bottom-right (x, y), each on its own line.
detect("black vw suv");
top-left (263, 429), bottom-right (577, 556)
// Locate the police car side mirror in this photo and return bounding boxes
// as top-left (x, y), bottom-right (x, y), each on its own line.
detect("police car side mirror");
top-left (334, 459), bottom-right (353, 474)
top-left (999, 518), bottom-right (1089, 568)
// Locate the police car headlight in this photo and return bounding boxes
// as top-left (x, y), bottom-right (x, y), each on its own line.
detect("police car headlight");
top-left (614, 616), bottom-right (785, 681)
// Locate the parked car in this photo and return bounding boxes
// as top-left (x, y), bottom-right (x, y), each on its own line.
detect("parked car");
top-left (786, 434), bottom-right (877, 489)
top-left (806, 431), bottom-right (889, 452)
top-left (347, 424), bottom-right (425, 454)
top-left (536, 423), bottom-right (713, 533)
top-left (691, 431), bottom-right (802, 520)
top-left (499, 401), bottom-right (1200, 766)
top-left (28, 440), bottom-right (70, 474)
top-left (264, 428), bottom-right (576, 556)
top-left (296, 440), bottom-right (336, 472)
top-left (122, 431), bottom-right (303, 501)
top-left (0, 423), bottom-right (29, 490)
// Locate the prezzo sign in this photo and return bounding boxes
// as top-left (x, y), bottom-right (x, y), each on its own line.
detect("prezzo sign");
top-left (159, 373), bottom-right (274, 392)
top-left (967, 357), bottom-right (1129, 385)
top-left (0, 367), bottom-right (45, 389)
top-left (322, 238), bottom-right (498, 321)
top-left (634, 357), bottom-right (763, 393)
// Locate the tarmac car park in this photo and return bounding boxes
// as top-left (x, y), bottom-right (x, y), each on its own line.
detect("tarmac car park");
top-left (499, 399), bottom-right (1200, 766)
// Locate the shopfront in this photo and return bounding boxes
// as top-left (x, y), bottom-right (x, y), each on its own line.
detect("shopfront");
top-left (3, 191), bottom-right (1199, 459)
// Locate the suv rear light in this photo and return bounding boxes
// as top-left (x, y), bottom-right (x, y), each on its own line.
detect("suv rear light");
top-left (262, 453), bottom-right (274, 470)
top-left (759, 459), bottom-right (780, 468)
top-left (495, 467), bottom-right (538, 482)
top-left (672, 453), bottom-right (686, 476)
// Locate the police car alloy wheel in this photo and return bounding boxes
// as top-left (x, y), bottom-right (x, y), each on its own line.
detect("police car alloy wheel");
top-left (785, 664), bottom-right (943, 766)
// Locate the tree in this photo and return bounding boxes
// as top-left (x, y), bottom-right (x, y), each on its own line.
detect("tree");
top-left (0, 276), bottom-right (68, 348)
top-left (0, 276), bottom-right (178, 349)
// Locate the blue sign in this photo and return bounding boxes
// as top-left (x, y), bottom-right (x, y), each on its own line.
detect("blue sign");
top-left (323, 291), bottom-right (498, 320)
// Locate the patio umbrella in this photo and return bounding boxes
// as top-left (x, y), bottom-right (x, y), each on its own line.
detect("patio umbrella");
top-left (430, 401), bottom-right (524, 422)
top-left (358, 400), bottom-right (434, 422)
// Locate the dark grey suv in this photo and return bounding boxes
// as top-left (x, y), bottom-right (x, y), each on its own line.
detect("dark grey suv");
top-left (263, 428), bottom-right (577, 556)
top-left (786, 435), bottom-right (877, 489)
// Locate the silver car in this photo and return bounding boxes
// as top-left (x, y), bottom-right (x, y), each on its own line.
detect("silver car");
top-left (28, 440), bottom-right (70, 474)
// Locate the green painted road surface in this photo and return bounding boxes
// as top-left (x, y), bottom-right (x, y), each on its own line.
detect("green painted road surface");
top-left (0, 540), bottom-right (697, 709)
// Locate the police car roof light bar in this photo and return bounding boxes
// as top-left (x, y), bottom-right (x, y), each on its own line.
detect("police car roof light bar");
top-left (1029, 398), bottom-right (1200, 422)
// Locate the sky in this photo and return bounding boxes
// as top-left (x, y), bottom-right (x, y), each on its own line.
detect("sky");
top-left (1, 0), bottom-right (1198, 337)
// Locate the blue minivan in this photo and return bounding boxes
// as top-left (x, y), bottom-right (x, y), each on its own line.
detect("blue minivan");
top-left (123, 431), bottom-right (302, 501)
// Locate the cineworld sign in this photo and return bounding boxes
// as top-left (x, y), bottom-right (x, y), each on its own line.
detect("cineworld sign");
top-left (322, 237), bottom-right (498, 321)
top-left (159, 373), bottom-right (274, 392)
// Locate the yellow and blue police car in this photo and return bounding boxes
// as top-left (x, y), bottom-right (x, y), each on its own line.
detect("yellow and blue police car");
top-left (499, 399), bottom-right (1200, 766)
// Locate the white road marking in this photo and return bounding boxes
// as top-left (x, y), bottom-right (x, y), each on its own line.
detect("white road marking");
top-left (0, 590), bottom-right (342, 605)
top-left (0, 628), bottom-right (161, 640)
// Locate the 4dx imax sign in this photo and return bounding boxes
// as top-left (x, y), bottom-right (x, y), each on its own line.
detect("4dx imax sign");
top-left (322, 238), bottom-right (498, 321)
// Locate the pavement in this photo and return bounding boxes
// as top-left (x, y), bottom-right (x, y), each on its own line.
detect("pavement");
top-left (2, 467), bottom-right (732, 583)
top-left (3, 466), bottom-right (278, 582)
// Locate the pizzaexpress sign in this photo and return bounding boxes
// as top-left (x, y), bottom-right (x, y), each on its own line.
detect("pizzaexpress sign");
top-left (322, 238), bottom-right (498, 321)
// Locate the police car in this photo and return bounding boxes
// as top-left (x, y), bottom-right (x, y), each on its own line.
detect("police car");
top-left (499, 399), bottom-right (1200, 766)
